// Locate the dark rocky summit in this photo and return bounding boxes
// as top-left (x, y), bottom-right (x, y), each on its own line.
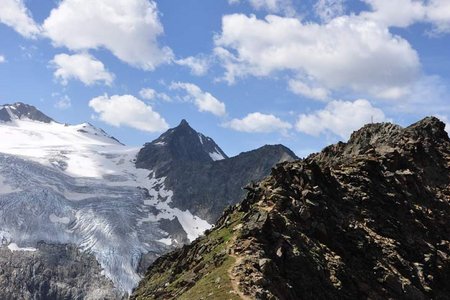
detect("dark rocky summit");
top-left (136, 119), bottom-right (228, 173)
top-left (136, 120), bottom-right (298, 222)
top-left (132, 117), bottom-right (450, 300)
top-left (0, 102), bottom-right (54, 123)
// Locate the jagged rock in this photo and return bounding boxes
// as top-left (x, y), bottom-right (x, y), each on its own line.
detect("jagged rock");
top-left (132, 117), bottom-right (450, 300)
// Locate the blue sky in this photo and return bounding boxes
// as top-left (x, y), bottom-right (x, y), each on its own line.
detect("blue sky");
top-left (0, 0), bottom-right (449, 157)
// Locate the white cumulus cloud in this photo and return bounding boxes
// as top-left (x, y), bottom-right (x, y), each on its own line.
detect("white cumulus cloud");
top-left (228, 0), bottom-right (296, 16)
top-left (361, 0), bottom-right (425, 28)
top-left (42, 0), bottom-right (173, 70)
top-left (139, 88), bottom-right (170, 101)
top-left (175, 56), bottom-right (210, 76)
top-left (170, 82), bottom-right (226, 116)
top-left (51, 53), bottom-right (115, 86)
top-left (296, 99), bottom-right (387, 139)
top-left (214, 14), bottom-right (420, 99)
top-left (0, 55), bottom-right (5, 63)
top-left (225, 112), bottom-right (292, 133)
top-left (89, 94), bottom-right (169, 132)
top-left (362, 0), bottom-right (450, 33)
top-left (288, 79), bottom-right (330, 101)
top-left (427, 0), bottom-right (450, 33)
top-left (0, 0), bottom-right (41, 38)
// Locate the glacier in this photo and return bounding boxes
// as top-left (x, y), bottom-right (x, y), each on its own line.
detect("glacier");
top-left (0, 117), bottom-right (211, 293)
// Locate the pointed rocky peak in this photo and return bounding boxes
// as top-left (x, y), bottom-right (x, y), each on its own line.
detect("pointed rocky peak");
top-left (136, 120), bottom-right (228, 172)
top-left (153, 119), bottom-right (202, 143)
top-left (0, 102), bottom-right (54, 123)
top-left (178, 119), bottom-right (190, 127)
top-left (152, 119), bottom-right (228, 161)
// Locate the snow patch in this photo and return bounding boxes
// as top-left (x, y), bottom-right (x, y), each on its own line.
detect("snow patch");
top-left (7, 243), bottom-right (37, 252)
top-left (157, 237), bottom-right (173, 246)
top-left (198, 133), bottom-right (204, 145)
top-left (140, 175), bottom-right (211, 242)
top-left (173, 209), bottom-right (211, 242)
top-left (209, 150), bottom-right (225, 161)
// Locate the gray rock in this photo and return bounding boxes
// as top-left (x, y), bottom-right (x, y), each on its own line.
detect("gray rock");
top-left (0, 242), bottom-right (124, 299)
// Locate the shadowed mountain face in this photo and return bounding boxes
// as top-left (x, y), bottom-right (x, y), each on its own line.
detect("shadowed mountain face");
top-left (136, 120), bottom-right (298, 222)
top-left (132, 117), bottom-right (450, 300)
top-left (136, 119), bottom-right (228, 173)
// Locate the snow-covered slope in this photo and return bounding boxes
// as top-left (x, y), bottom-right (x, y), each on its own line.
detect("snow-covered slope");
top-left (0, 103), bottom-right (210, 293)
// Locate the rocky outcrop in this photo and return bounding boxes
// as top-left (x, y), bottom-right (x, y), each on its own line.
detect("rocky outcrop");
top-left (136, 120), bottom-right (298, 222)
top-left (0, 242), bottom-right (123, 300)
top-left (132, 117), bottom-right (450, 299)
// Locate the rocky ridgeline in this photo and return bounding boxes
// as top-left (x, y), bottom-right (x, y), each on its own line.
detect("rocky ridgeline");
top-left (132, 117), bottom-right (450, 299)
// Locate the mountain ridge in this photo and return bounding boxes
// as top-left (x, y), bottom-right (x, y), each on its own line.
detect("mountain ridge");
top-left (132, 116), bottom-right (450, 299)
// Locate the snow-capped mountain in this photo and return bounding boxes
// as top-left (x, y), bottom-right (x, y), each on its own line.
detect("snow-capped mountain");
top-left (0, 102), bottom-right (297, 298)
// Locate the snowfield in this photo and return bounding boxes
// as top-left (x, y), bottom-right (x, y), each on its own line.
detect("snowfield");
top-left (0, 117), bottom-right (211, 292)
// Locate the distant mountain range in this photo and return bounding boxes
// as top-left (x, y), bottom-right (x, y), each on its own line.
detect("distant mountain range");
top-left (133, 117), bottom-right (450, 300)
top-left (0, 102), bottom-right (297, 298)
